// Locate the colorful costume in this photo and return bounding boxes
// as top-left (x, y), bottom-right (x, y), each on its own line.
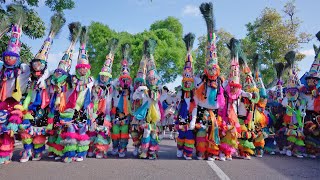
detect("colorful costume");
top-left (252, 54), bottom-right (268, 158)
top-left (46, 21), bottom-right (78, 161)
top-left (174, 33), bottom-right (197, 160)
top-left (299, 33), bottom-right (320, 158)
top-left (237, 52), bottom-right (260, 160)
top-left (281, 51), bottom-right (306, 158)
top-left (219, 38), bottom-right (248, 161)
top-left (131, 46), bottom-right (147, 157)
top-left (111, 44), bottom-right (132, 158)
top-left (20, 13), bottom-right (65, 162)
top-left (194, 3), bottom-right (225, 161)
top-left (0, 13), bottom-right (26, 164)
top-left (61, 26), bottom-right (93, 163)
top-left (133, 39), bottom-right (161, 159)
top-left (90, 38), bottom-right (119, 158)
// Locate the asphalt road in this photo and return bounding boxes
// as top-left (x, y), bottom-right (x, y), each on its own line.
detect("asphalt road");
top-left (1, 135), bottom-right (319, 180)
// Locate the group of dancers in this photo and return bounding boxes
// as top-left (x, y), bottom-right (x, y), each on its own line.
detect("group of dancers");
top-left (0, 2), bottom-right (319, 165)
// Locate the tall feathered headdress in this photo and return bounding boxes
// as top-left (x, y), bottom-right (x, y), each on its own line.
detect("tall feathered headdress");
top-left (53, 22), bottom-right (81, 82)
top-left (76, 26), bottom-right (90, 70)
top-left (134, 41), bottom-right (148, 89)
top-left (306, 31), bottom-right (320, 80)
top-left (181, 33), bottom-right (195, 91)
top-left (200, 2), bottom-right (220, 80)
top-left (2, 4), bottom-right (26, 68)
top-left (119, 43), bottom-right (132, 88)
top-left (99, 38), bottom-right (119, 79)
top-left (227, 38), bottom-right (241, 88)
top-left (146, 39), bottom-right (160, 89)
top-left (31, 12), bottom-right (66, 77)
top-left (253, 54), bottom-right (267, 98)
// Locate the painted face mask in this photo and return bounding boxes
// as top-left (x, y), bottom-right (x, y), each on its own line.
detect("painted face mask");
top-left (4, 56), bottom-right (17, 66)
top-left (307, 78), bottom-right (318, 87)
top-left (286, 88), bottom-right (299, 101)
top-left (78, 67), bottom-right (89, 76)
top-left (184, 81), bottom-right (192, 89)
top-left (100, 75), bottom-right (110, 83)
top-left (32, 60), bottom-right (45, 72)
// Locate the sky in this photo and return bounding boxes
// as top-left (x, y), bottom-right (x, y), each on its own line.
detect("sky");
top-left (8, 0), bottom-right (320, 91)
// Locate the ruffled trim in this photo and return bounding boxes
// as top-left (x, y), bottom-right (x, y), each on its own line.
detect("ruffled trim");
top-left (77, 134), bottom-right (90, 141)
top-left (61, 132), bottom-right (78, 139)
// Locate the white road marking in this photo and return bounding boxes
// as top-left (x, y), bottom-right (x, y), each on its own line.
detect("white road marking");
top-left (207, 161), bottom-right (231, 180)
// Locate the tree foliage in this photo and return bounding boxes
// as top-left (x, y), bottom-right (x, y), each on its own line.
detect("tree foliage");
top-left (0, 1), bottom-right (75, 63)
top-left (87, 17), bottom-right (186, 83)
top-left (242, 0), bottom-right (311, 88)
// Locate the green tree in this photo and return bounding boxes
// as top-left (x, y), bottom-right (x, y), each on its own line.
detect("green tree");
top-left (242, 0), bottom-right (311, 88)
top-left (194, 29), bottom-right (234, 79)
top-left (0, 1), bottom-right (75, 63)
top-left (87, 17), bottom-right (186, 84)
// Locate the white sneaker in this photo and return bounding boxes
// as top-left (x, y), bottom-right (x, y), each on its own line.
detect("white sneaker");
top-left (270, 151), bottom-right (275, 155)
top-left (176, 150), bottom-right (183, 158)
top-left (47, 153), bottom-right (54, 158)
top-left (87, 152), bottom-right (94, 158)
top-left (207, 156), bottom-right (215, 161)
top-left (54, 156), bottom-right (61, 161)
top-left (111, 148), bottom-right (118, 156)
top-left (20, 156), bottom-right (31, 163)
top-left (219, 153), bottom-right (226, 161)
top-left (286, 150), bottom-right (292, 157)
top-left (184, 155), bottom-right (192, 160)
top-left (279, 149), bottom-right (286, 155)
top-left (242, 155), bottom-right (251, 160)
top-left (295, 154), bottom-right (303, 158)
top-left (226, 156), bottom-right (232, 161)
top-left (169, 134), bottom-right (174, 140)
top-left (197, 156), bottom-right (203, 160)
top-left (76, 157), bottom-right (84, 162)
top-left (133, 148), bottom-right (139, 157)
top-left (119, 152), bottom-right (126, 158)
top-left (309, 154), bottom-right (316, 159)
top-left (96, 153), bottom-right (103, 159)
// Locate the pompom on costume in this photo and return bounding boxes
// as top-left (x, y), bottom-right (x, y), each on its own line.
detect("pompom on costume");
top-left (111, 43), bottom-right (133, 158)
top-left (194, 2), bottom-right (225, 161)
top-left (299, 33), bottom-right (320, 158)
top-left (252, 54), bottom-right (269, 158)
top-left (46, 21), bottom-right (80, 161)
top-left (132, 39), bottom-right (161, 160)
top-left (281, 51), bottom-right (306, 158)
top-left (61, 26), bottom-right (93, 163)
top-left (237, 50), bottom-right (260, 160)
top-left (20, 13), bottom-right (66, 162)
top-left (90, 38), bottom-right (119, 158)
top-left (131, 42), bottom-right (148, 157)
top-left (175, 33), bottom-right (197, 160)
top-left (219, 38), bottom-right (246, 161)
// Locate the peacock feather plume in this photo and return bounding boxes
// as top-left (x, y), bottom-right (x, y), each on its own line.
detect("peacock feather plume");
top-left (183, 33), bottom-right (195, 52)
top-left (274, 63), bottom-right (285, 80)
top-left (200, 2), bottom-right (215, 34)
top-left (121, 43), bottom-right (130, 60)
top-left (49, 12), bottom-right (66, 38)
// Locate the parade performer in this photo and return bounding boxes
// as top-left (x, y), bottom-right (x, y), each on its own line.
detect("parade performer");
top-left (174, 33), bottom-right (197, 160)
top-left (111, 44), bottom-right (132, 158)
top-left (0, 6), bottom-right (29, 106)
top-left (237, 51), bottom-right (260, 160)
top-left (159, 86), bottom-right (176, 140)
top-left (265, 63), bottom-right (285, 155)
top-left (61, 26), bottom-right (93, 163)
top-left (219, 38), bottom-right (250, 161)
top-left (131, 45), bottom-right (147, 157)
top-left (90, 38), bottom-right (119, 158)
top-left (46, 22), bottom-right (80, 161)
top-left (0, 7), bottom-right (27, 164)
top-left (281, 51), bottom-right (306, 158)
top-left (252, 54), bottom-right (268, 158)
top-left (194, 2), bottom-right (225, 161)
top-left (133, 39), bottom-right (161, 159)
top-left (19, 13), bottom-right (65, 162)
top-left (299, 32), bottom-right (320, 158)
